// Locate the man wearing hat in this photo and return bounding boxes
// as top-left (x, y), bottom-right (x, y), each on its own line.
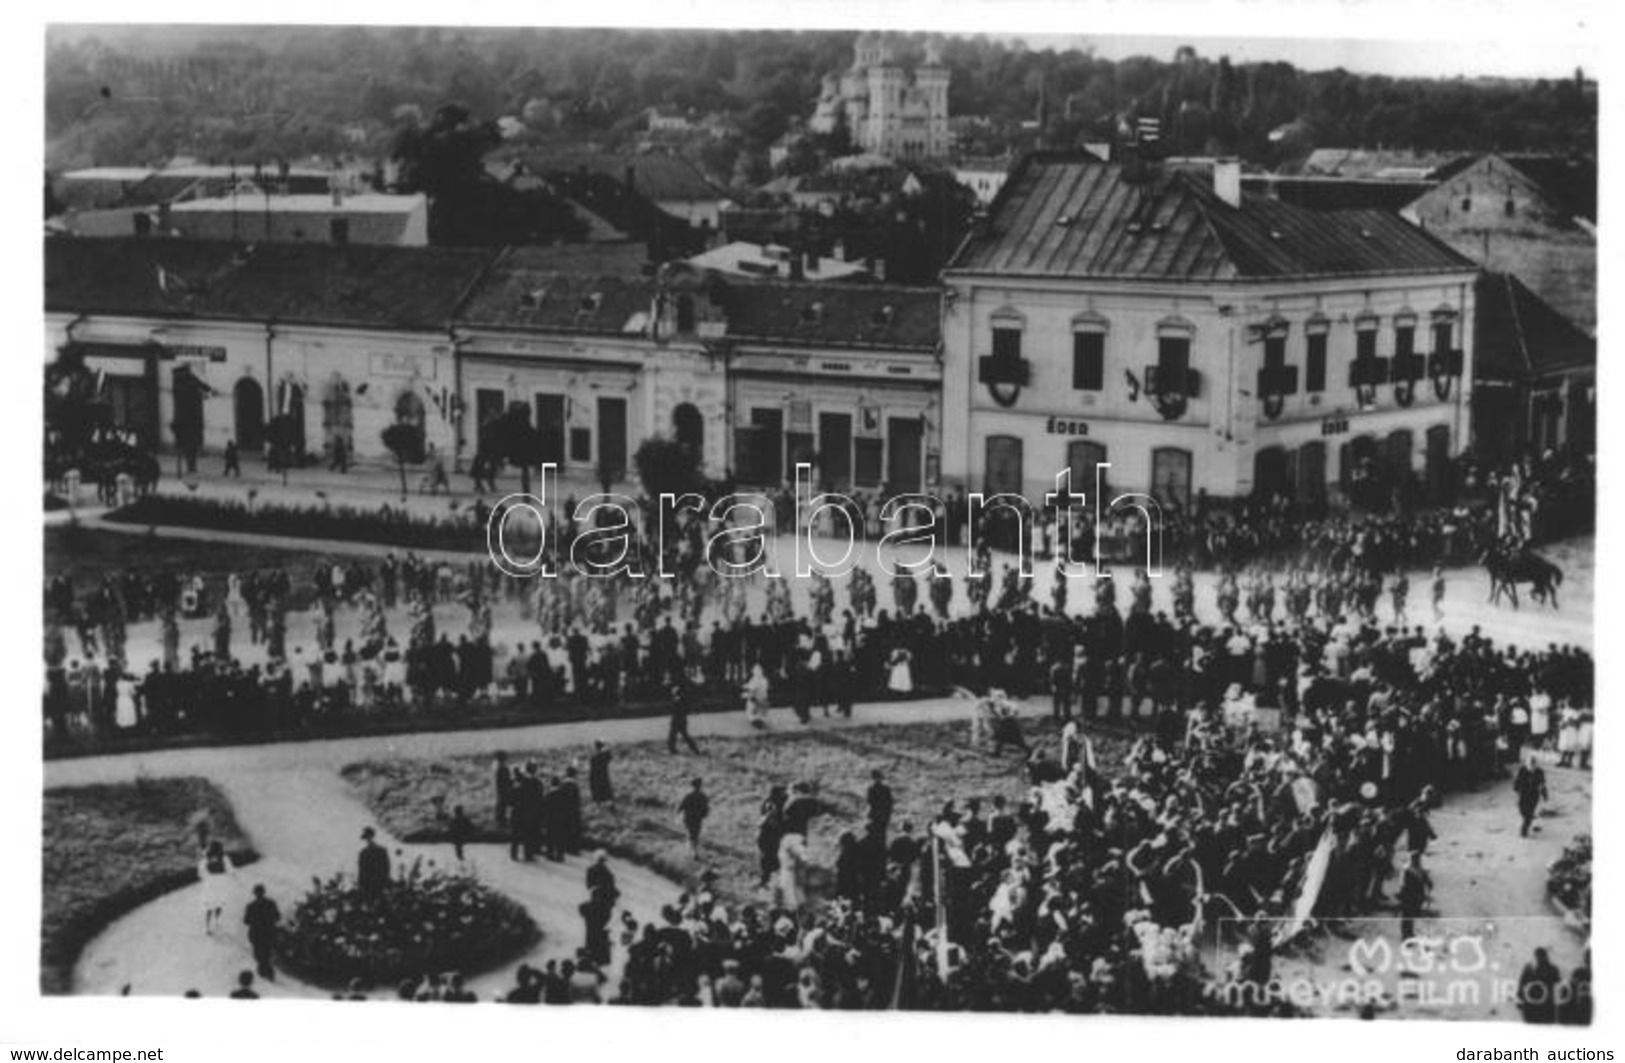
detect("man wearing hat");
top-left (357, 827), bottom-right (390, 898)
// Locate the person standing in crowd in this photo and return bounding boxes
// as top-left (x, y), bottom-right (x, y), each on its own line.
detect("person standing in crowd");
top-left (1514, 755), bottom-right (1549, 838)
top-left (589, 740), bottom-right (615, 806)
top-left (1397, 850), bottom-right (1430, 943)
top-left (866, 771), bottom-right (894, 837)
top-left (357, 826), bottom-right (390, 897)
top-left (1517, 947), bottom-right (1562, 1024)
top-left (678, 777), bottom-right (710, 860)
top-left (448, 804), bottom-right (474, 862)
top-left (222, 438), bottom-right (241, 478)
top-left (243, 884), bottom-right (281, 981)
top-left (668, 679), bottom-right (701, 755)
top-left (493, 751), bottom-right (513, 829)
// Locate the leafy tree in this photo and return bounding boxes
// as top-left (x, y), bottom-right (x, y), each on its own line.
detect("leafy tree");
top-left (633, 435), bottom-right (705, 500)
top-left (381, 422), bottom-right (426, 502)
top-left (477, 403), bottom-right (542, 494)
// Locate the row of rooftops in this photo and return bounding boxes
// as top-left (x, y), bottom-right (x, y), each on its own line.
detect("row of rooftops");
top-left (946, 151), bottom-right (1480, 282)
top-left (44, 238), bottom-right (943, 352)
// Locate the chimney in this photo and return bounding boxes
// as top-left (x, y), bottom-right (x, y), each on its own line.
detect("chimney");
top-left (1213, 159), bottom-right (1242, 209)
top-left (873, 257), bottom-right (886, 282)
top-left (804, 249), bottom-right (819, 275)
top-left (832, 239), bottom-right (847, 261)
top-left (789, 252), bottom-right (805, 281)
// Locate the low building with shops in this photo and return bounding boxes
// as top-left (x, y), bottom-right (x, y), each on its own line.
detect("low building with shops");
top-left (46, 238), bottom-right (942, 493)
top-left (46, 238), bottom-right (496, 465)
top-left (940, 151), bottom-right (1481, 512)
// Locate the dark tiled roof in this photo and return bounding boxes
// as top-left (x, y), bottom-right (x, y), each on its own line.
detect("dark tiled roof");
top-left (1474, 271), bottom-right (1595, 381)
top-left (458, 264), bottom-right (656, 334)
top-left (1242, 176), bottom-right (1433, 213)
top-left (722, 281), bottom-right (940, 352)
top-left (45, 238), bottom-right (498, 331)
top-left (949, 152), bottom-right (1476, 282)
top-left (528, 152), bottom-right (724, 203)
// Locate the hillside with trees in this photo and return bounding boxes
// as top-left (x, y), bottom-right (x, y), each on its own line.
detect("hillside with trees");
top-left (47, 26), bottom-right (1596, 186)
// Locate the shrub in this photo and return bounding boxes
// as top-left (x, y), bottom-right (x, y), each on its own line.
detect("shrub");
top-left (1548, 834), bottom-right (1591, 922)
top-left (279, 857), bottom-right (538, 988)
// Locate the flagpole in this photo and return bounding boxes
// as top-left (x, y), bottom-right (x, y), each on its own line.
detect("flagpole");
top-left (933, 831), bottom-right (948, 978)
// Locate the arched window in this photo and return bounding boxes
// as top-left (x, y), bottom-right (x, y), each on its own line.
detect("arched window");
top-left (1151, 447), bottom-right (1192, 511)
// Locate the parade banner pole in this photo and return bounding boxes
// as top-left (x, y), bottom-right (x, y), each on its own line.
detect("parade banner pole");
top-left (933, 831), bottom-right (949, 978)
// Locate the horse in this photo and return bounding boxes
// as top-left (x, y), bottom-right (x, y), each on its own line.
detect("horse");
top-left (1481, 548), bottom-right (1564, 610)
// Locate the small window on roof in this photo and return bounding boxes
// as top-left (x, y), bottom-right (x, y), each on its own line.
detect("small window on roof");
top-left (872, 304), bottom-right (895, 326)
top-left (800, 300), bottom-right (825, 324)
top-left (579, 292), bottom-right (602, 313)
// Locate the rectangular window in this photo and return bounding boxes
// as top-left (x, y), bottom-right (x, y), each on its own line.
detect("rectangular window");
top-left (1263, 335), bottom-right (1286, 369)
top-left (1157, 336), bottom-right (1190, 392)
top-left (1432, 322), bottom-right (1453, 354)
top-left (1306, 334), bottom-right (1327, 392)
top-left (569, 427), bottom-right (592, 463)
top-left (1395, 326), bottom-right (1415, 359)
top-left (1072, 332), bottom-right (1104, 390)
top-left (992, 327), bottom-right (1022, 360)
top-left (854, 437), bottom-right (884, 487)
top-left (1356, 329), bottom-right (1377, 361)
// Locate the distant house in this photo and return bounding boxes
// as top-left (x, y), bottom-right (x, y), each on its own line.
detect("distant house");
top-left (1404, 154), bottom-right (1596, 334)
top-left (645, 107), bottom-right (695, 133)
top-left (161, 190), bottom-right (430, 246)
top-left (1471, 271), bottom-right (1595, 464)
top-left (1297, 148), bottom-right (1457, 181)
top-left (951, 155), bottom-right (1013, 205)
top-left (685, 241), bottom-right (871, 282)
top-left (54, 164), bottom-right (338, 238)
top-left (534, 153), bottom-right (732, 233)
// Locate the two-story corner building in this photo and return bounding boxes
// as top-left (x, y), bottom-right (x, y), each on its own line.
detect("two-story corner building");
top-left (454, 254), bottom-right (729, 484)
top-left (45, 237), bottom-right (498, 465)
top-left (940, 152), bottom-right (1481, 512)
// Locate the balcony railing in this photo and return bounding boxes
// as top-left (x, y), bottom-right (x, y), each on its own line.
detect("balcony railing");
top-left (978, 354), bottom-right (1031, 387)
top-left (1390, 353), bottom-right (1426, 383)
top-left (1428, 348), bottom-right (1465, 377)
top-left (1348, 356), bottom-right (1391, 388)
top-left (1143, 365), bottom-right (1201, 398)
top-left (1256, 364), bottom-right (1300, 396)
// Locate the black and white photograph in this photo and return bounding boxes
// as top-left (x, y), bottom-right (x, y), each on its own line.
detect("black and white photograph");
top-left (11, 1), bottom-right (1612, 1055)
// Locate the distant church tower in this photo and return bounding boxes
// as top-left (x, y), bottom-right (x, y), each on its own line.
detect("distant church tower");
top-left (809, 33), bottom-right (950, 162)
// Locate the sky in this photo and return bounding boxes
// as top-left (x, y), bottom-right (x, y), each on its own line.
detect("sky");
top-left (40, 0), bottom-right (1605, 82)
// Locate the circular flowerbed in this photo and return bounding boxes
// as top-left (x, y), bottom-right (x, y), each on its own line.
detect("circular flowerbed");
top-left (280, 858), bottom-right (539, 988)
top-left (1547, 834), bottom-right (1592, 929)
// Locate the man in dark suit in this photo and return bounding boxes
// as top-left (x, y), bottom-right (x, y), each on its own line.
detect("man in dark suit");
top-left (865, 771), bottom-right (894, 837)
top-left (357, 827), bottom-right (390, 898)
top-left (243, 884), bottom-right (281, 980)
top-left (668, 680), bottom-right (701, 754)
top-left (1397, 849), bottom-right (1431, 942)
top-left (493, 752), bottom-right (513, 829)
top-left (1514, 756), bottom-right (1548, 837)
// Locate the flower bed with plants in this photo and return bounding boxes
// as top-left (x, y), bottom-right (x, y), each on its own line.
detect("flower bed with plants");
top-left (278, 858), bottom-right (539, 988)
top-left (1547, 834), bottom-right (1591, 931)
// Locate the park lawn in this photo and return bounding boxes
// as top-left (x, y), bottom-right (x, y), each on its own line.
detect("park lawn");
top-left (342, 719), bottom-right (1131, 904)
top-left (44, 524), bottom-right (353, 609)
top-left (41, 777), bottom-right (257, 994)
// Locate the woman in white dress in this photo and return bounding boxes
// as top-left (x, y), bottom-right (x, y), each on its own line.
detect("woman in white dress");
top-left (1556, 701), bottom-right (1581, 767)
top-left (887, 648), bottom-right (913, 697)
top-left (742, 664), bottom-right (771, 728)
top-left (197, 840), bottom-right (236, 935)
top-left (225, 573), bottom-right (248, 626)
